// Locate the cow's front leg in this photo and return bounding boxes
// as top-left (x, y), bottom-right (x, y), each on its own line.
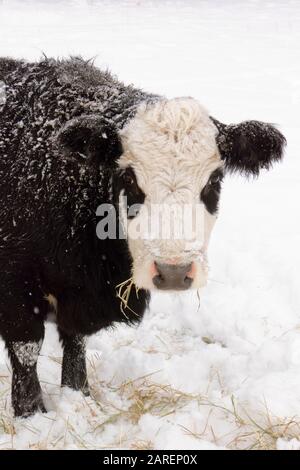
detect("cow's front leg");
top-left (59, 331), bottom-right (89, 396)
top-left (7, 338), bottom-right (45, 417)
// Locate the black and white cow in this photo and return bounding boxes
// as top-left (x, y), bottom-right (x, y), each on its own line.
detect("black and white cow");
top-left (0, 57), bottom-right (285, 417)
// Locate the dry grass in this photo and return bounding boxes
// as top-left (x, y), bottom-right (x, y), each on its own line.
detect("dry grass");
top-left (90, 370), bottom-right (300, 450)
top-left (178, 395), bottom-right (300, 450)
top-left (117, 379), bottom-right (199, 423)
top-left (1, 360), bottom-right (300, 450)
top-left (115, 278), bottom-right (140, 320)
top-left (0, 387), bottom-right (16, 449)
top-left (0, 413), bottom-right (15, 437)
top-left (225, 400), bottom-right (300, 450)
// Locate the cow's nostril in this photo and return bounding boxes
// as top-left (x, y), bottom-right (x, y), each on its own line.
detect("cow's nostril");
top-left (152, 262), bottom-right (194, 291)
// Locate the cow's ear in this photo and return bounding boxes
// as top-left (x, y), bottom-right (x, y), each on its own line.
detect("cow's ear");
top-left (211, 118), bottom-right (286, 176)
top-left (55, 115), bottom-right (123, 166)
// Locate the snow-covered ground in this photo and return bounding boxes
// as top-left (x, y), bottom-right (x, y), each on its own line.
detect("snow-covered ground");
top-left (0, 0), bottom-right (300, 450)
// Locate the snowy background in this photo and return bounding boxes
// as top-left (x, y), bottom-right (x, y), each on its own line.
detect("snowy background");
top-left (0, 0), bottom-right (300, 450)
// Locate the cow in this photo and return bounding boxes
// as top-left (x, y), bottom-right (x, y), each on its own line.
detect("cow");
top-left (0, 57), bottom-right (285, 417)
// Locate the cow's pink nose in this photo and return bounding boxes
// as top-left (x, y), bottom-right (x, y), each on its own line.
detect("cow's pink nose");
top-left (151, 261), bottom-right (195, 291)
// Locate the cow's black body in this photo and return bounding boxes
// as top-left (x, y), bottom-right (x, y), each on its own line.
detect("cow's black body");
top-left (0, 57), bottom-right (154, 416)
top-left (0, 57), bottom-right (286, 418)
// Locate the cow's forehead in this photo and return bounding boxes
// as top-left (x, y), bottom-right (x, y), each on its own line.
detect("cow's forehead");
top-left (119, 97), bottom-right (221, 176)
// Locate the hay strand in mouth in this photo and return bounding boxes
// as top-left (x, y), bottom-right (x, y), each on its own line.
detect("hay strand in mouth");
top-left (116, 278), bottom-right (139, 320)
top-left (197, 289), bottom-right (201, 312)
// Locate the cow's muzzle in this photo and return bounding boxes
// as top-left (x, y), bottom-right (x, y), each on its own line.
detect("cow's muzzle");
top-left (152, 262), bottom-right (194, 291)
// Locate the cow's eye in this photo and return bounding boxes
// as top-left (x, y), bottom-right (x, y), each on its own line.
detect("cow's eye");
top-left (200, 168), bottom-right (224, 215)
top-left (121, 168), bottom-right (140, 193)
top-left (207, 169), bottom-right (224, 187)
top-left (123, 171), bottom-right (135, 187)
top-left (120, 167), bottom-right (145, 219)
top-left (209, 174), bottom-right (221, 185)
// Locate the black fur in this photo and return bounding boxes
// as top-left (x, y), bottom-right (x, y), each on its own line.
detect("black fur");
top-left (0, 57), bottom-right (20, 80)
top-left (56, 114), bottom-right (123, 166)
top-left (211, 118), bottom-right (286, 176)
top-left (0, 56), bottom-right (157, 417)
top-left (59, 331), bottom-right (89, 395)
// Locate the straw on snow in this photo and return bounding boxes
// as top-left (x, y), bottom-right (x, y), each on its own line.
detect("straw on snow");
top-left (115, 278), bottom-right (140, 320)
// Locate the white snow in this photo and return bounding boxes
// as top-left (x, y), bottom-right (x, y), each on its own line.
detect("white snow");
top-left (0, 0), bottom-right (300, 450)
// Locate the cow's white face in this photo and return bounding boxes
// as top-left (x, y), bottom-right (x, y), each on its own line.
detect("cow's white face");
top-left (118, 98), bottom-right (223, 291)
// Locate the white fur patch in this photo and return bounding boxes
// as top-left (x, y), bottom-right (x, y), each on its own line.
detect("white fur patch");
top-left (119, 98), bottom-right (222, 289)
top-left (13, 340), bottom-right (42, 367)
